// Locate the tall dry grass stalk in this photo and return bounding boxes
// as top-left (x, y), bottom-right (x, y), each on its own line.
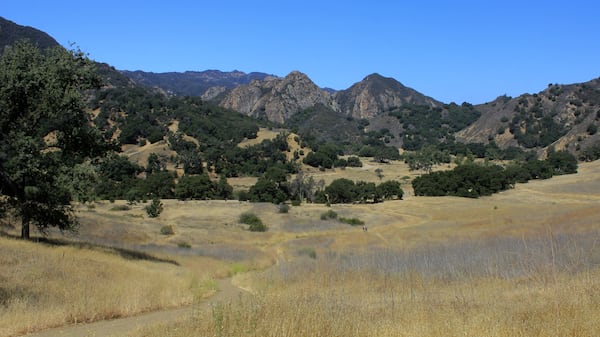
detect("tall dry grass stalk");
top-left (136, 231), bottom-right (600, 337)
top-left (0, 236), bottom-right (205, 337)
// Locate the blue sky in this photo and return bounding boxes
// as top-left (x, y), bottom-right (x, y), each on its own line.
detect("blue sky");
top-left (4, 0), bottom-right (599, 104)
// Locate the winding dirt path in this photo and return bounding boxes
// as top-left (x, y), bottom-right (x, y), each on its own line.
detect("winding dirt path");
top-left (24, 278), bottom-right (247, 337)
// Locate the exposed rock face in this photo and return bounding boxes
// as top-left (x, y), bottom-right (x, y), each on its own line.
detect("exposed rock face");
top-left (201, 86), bottom-right (227, 101)
top-left (217, 72), bottom-right (440, 123)
top-left (219, 71), bottom-right (334, 123)
top-left (334, 73), bottom-right (441, 119)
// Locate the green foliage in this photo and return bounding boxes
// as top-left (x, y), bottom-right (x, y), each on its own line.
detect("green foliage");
top-left (206, 134), bottom-right (297, 178)
top-left (175, 174), bottom-right (214, 200)
top-left (92, 88), bottom-right (261, 147)
top-left (320, 179), bottom-right (403, 204)
top-left (376, 180), bottom-right (404, 200)
top-left (0, 41), bottom-right (111, 238)
top-left (302, 143), bottom-right (343, 169)
top-left (508, 99), bottom-right (566, 148)
top-left (239, 212), bottom-right (267, 232)
top-left (346, 156), bottom-right (363, 167)
top-left (413, 151), bottom-right (578, 198)
top-left (579, 141), bottom-right (600, 161)
top-left (389, 103), bottom-right (481, 150)
top-left (587, 123), bottom-right (598, 135)
top-left (138, 171), bottom-right (176, 199)
top-left (320, 210), bottom-right (338, 220)
top-left (339, 217), bottom-right (365, 226)
top-left (403, 145), bottom-right (451, 173)
top-left (412, 163), bottom-right (510, 198)
top-left (323, 178), bottom-right (357, 203)
top-left (145, 197), bottom-right (163, 218)
top-left (247, 176), bottom-right (288, 203)
top-left (546, 150), bottom-right (578, 175)
top-left (285, 104), bottom-right (363, 147)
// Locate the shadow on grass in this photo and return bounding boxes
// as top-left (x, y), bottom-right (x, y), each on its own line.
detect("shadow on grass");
top-left (0, 231), bottom-right (180, 266)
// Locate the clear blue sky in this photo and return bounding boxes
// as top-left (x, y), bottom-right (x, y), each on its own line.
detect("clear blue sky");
top-left (4, 0), bottom-right (599, 104)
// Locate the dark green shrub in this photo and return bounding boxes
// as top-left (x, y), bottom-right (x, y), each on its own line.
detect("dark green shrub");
top-left (320, 210), bottom-right (338, 220)
top-left (339, 217), bottom-right (365, 226)
top-left (587, 123), bottom-right (598, 135)
top-left (145, 197), bottom-right (163, 218)
top-left (239, 212), bottom-right (267, 232)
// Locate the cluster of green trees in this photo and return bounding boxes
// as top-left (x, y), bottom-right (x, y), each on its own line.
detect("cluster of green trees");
top-left (402, 142), bottom-right (533, 174)
top-left (205, 133), bottom-right (298, 177)
top-left (317, 179), bottom-right (403, 204)
top-left (509, 97), bottom-right (566, 148)
top-left (302, 143), bottom-right (362, 169)
top-left (235, 166), bottom-right (403, 205)
top-left (412, 150), bottom-right (578, 198)
top-left (91, 87), bottom-right (262, 146)
top-left (579, 141), bottom-right (600, 161)
top-left (93, 154), bottom-right (234, 202)
top-left (388, 103), bottom-right (481, 151)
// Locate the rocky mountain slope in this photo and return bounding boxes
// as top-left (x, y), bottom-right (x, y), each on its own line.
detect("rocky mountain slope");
top-left (217, 71), bottom-right (336, 123)
top-left (334, 73), bottom-right (441, 119)
top-left (457, 78), bottom-right (600, 155)
top-left (211, 72), bottom-right (442, 123)
top-left (3, 15), bottom-right (600, 156)
top-left (0, 17), bottom-right (59, 52)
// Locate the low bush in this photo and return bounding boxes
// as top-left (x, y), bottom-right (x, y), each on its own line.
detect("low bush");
top-left (278, 203), bottom-right (290, 213)
top-left (339, 217), bottom-right (365, 226)
top-left (239, 212), bottom-right (267, 232)
top-left (320, 210), bottom-right (338, 220)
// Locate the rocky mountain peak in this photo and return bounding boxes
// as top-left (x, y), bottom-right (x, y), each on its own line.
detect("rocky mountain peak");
top-left (334, 73), bottom-right (441, 119)
top-left (218, 71), bottom-right (334, 123)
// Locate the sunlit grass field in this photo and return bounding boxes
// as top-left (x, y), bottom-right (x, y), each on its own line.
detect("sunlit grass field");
top-left (1, 159), bottom-right (599, 336)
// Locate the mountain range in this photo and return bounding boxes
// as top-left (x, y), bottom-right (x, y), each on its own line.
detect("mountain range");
top-left (2, 16), bottom-right (600, 156)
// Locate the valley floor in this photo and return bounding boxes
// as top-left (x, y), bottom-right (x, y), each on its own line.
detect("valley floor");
top-left (1, 160), bottom-right (599, 336)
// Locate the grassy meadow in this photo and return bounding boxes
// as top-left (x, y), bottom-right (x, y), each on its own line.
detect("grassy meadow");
top-left (1, 159), bottom-right (599, 336)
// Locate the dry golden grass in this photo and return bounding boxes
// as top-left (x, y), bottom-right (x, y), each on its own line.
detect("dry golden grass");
top-left (135, 229), bottom-right (600, 337)
top-left (0, 235), bottom-right (213, 337)
top-left (129, 160), bottom-right (600, 337)
top-left (2, 160), bottom-right (600, 336)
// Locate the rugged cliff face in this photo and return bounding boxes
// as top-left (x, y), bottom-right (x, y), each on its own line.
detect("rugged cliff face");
top-left (334, 73), bottom-right (441, 119)
top-left (219, 71), bottom-right (335, 123)
top-left (216, 72), bottom-right (442, 123)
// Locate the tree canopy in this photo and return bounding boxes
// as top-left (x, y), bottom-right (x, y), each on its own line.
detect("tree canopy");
top-left (0, 41), bottom-right (111, 239)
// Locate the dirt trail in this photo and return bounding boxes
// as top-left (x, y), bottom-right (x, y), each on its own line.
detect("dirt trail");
top-left (24, 277), bottom-right (247, 337)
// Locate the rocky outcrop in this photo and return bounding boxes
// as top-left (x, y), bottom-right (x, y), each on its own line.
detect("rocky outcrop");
top-left (219, 71), bottom-right (334, 123)
top-left (216, 72), bottom-right (441, 123)
top-left (334, 73), bottom-right (441, 119)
